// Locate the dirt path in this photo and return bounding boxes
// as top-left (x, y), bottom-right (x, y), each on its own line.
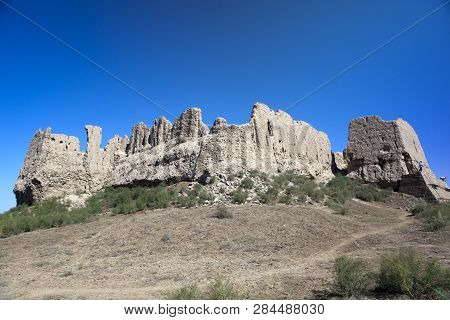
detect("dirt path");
top-left (0, 199), bottom-right (447, 299)
top-left (244, 201), bottom-right (412, 282)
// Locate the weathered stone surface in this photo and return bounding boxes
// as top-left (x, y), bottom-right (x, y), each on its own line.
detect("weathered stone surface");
top-left (149, 116), bottom-right (172, 148)
top-left (16, 104), bottom-right (446, 205)
top-left (332, 152), bottom-right (348, 173)
top-left (210, 117), bottom-right (227, 134)
top-left (14, 129), bottom-right (88, 205)
top-left (345, 116), bottom-right (449, 201)
top-left (171, 108), bottom-right (209, 140)
top-left (127, 122), bottom-right (151, 154)
top-left (15, 103), bottom-right (334, 204)
top-left (194, 103), bottom-right (333, 182)
top-left (14, 127), bottom-right (128, 205)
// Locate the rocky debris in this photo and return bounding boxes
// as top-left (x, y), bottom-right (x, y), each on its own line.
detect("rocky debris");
top-left (345, 116), bottom-right (449, 202)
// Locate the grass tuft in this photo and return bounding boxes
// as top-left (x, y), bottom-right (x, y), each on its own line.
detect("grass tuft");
top-left (412, 202), bottom-right (449, 231)
top-left (207, 278), bottom-right (240, 300)
top-left (378, 250), bottom-right (450, 299)
top-left (333, 256), bottom-right (376, 298)
top-left (214, 205), bottom-right (233, 219)
top-left (169, 284), bottom-right (202, 300)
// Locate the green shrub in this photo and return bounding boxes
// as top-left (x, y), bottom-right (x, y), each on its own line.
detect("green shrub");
top-left (259, 187), bottom-right (279, 204)
top-left (412, 202), bottom-right (449, 231)
top-left (169, 278), bottom-right (242, 300)
top-left (333, 256), bottom-right (376, 298)
top-left (280, 194), bottom-right (293, 205)
top-left (207, 278), bottom-right (240, 300)
top-left (311, 189), bottom-right (325, 202)
top-left (0, 199), bottom-right (81, 237)
top-left (378, 250), bottom-right (450, 299)
top-left (169, 284), bottom-right (202, 300)
top-left (215, 206), bottom-right (233, 219)
top-left (176, 184), bottom-right (212, 208)
top-left (324, 176), bottom-right (391, 204)
top-left (240, 177), bottom-right (254, 189)
top-left (0, 184), bottom-right (181, 237)
top-left (325, 199), bottom-right (346, 215)
top-left (231, 188), bottom-right (247, 204)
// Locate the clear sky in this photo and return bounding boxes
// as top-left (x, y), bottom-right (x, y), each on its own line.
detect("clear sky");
top-left (1, 0), bottom-right (449, 212)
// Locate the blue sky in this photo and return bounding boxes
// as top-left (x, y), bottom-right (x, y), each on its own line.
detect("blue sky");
top-left (1, 0), bottom-right (449, 212)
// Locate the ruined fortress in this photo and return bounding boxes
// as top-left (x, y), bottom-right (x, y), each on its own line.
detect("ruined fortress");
top-left (14, 103), bottom-right (450, 205)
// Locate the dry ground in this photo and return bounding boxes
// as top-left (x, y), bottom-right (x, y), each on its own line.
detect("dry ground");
top-left (0, 196), bottom-right (448, 299)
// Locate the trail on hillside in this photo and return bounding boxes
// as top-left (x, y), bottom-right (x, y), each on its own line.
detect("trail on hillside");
top-left (241, 201), bottom-right (411, 281)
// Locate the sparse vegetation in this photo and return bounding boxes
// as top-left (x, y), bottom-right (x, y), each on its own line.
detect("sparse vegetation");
top-left (169, 284), bottom-right (202, 300)
top-left (333, 256), bottom-right (376, 298)
top-left (103, 184), bottom-right (175, 214)
top-left (169, 278), bottom-right (241, 300)
top-left (378, 250), bottom-right (450, 299)
top-left (331, 251), bottom-right (450, 299)
top-left (412, 202), bottom-right (449, 231)
top-left (0, 198), bottom-right (100, 237)
top-left (231, 188), bottom-right (247, 204)
top-left (323, 175), bottom-right (391, 206)
top-left (207, 278), bottom-right (240, 300)
top-left (325, 199), bottom-right (346, 215)
top-left (0, 183), bottom-right (215, 237)
top-left (259, 186), bottom-right (279, 204)
top-left (214, 205), bottom-right (233, 219)
top-left (176, 184), bottom-right (213, 208)
top-left (240, 177), bottom-right (254, 189)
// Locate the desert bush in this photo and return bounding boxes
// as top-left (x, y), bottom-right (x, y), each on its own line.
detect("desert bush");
top-left (240, 177), bottom-right (254, 189)
top-left (231, 188), bottom-right (247, 204)
top-left (280, 194), bottom-right (293, 205)
top-left (333, 256), bottom-right (376, 298)
top-left (0, 199), bottom-right (85, 237)
top-left (169, 278), bottom-right (241, 300)
top-left (169, 284), bottom-right (202, 300)
top-left (215, 205), bottom-right (232, 219)
top-left (176, 184), bottom-right (212, 208)
top-left (378, 250), bottom-right (450, 299)
top-left (259, 186), bottom-right (279, 204)
top-left (207, 278), bottom-right (240, 300)
top-left (311, 189), bottom-right (325, 202)
top-left (0, 184), bottom-right (182, 237)
top-left (249, 169), bottom-right (269, 181)
top-left (325, 199), bottom-right (346, 215)
top-left (324, 176), bottom-right (391, 204)
top-left (412, 202), bottom-right (449, 231)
